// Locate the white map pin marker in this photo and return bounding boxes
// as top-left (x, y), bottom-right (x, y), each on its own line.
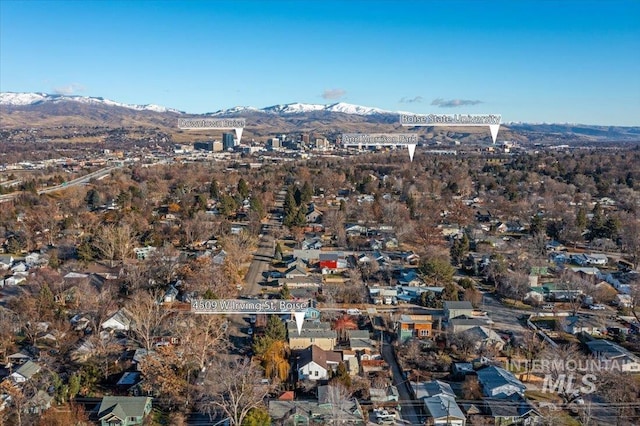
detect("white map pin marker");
top-left (489, 124), bottom-right (500, 144)
top-left (234, 128), bottom-right (243, 145)
top-left (407, 144), bottom-right (416, 162)
top-left (294, 311), bottom-right (306, 336)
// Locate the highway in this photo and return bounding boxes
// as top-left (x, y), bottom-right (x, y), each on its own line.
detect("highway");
top-left (0, 165), bottom-right (121, 202)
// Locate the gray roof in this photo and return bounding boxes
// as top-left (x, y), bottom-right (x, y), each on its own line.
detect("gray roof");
top-left (443, 301), bottom-right (474, 310)
top-left (412, 380), bottom-right (455, 399)
top-left (477, 366), bottom-right (526, 397)
top-left (268, 400), bottom-right (364, 424)
top-left (586, 339), bottom-right (640, 363)
top-left (484, 394), bottom-right (538, 418)
top-left (424, 395), bottom-right (466, 420)
top-left (347, 330), bottom-right (370, 339)
top-left (14, 360), bottom-right (41, 380)
top-left (97, 396), bottom-right (151, 421)
top-left (288, 320), bottom-right (337, 339)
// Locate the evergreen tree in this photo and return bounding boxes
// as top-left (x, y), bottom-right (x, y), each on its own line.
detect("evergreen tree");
top-left (238, 178), bottom-right (250, 199)
top-left (274, 242), bottom-right (283, 261)
top-left (264, 315), bottom-right (286, 341)
top-left (242, 407), bottom-right (271, 426)
top-left (450, 234), bottom-right (469, 266)
top-left (576, 207), bottom-right (588, 230)
top-left (300, 181), bottom-right (313, 204)
top-left (279, 283), bottom-right (291, 300)
top-left (209, 178), bottom-right (220, 199)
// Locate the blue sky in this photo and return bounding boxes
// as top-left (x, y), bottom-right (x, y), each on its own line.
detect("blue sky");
top-left (1, 0), bottom-right (639, 125)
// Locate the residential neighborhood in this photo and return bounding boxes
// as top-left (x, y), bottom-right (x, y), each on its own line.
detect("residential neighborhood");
top-left (1, 130), bottom-right (640, 426)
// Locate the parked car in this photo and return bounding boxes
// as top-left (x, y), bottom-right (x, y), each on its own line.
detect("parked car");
top-left (589, 304), bottom-right (606, 310)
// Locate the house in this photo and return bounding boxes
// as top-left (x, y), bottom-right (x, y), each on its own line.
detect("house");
top-left (212, 249), bottom-right (227, 265)
top-left (411, 380), bottom-right (456, 400)
top-left (102, 308), bottom-right (133, 331)
top-left (573, 253), bottom-right (608, 266)
top-left (10, 360), bottom-right (41, 383)
top-left (163, 285), bottom-right (179, 303)
top-left (347, 330), bottom-right (374, 351)
top-left (305, 306), bottom-right (321, 320)
top-left (369, 287), bottom-right (398, 305)
top-left (287, 320), bottom-right (337, 351)
top-left (116, 371), bottom-right (143, 394)
top-left (476, 366), bottom-right (526, 398)
top-left (305, 203), bottom-right (323, 224)
top-left (269, 398), bottom-right (365, 425)
top-left (424, 394), bottom-right (466, 426)
top-left (133, 246), bottom-right (157, 260)
top-left (284, 262), bottom-right (308, 279)
top-left (410, 381), bottom-right (466, 426)
top-left (443, 301), bottom-right (474, 321)
top-left (586, 339), bottom-right (640, 372)
top-left (369, 386), bottom-right (400, 403)
top-left (24, 252), bottom-right (47, 268)
top-left (0, 254), bottom-right (14, 270)
top-left (615, 294), bottom-right (632, 308)
top-left (458, 326), bottom-right (506, 351)
top-left (345, 224), bottom-right (367, 236)
top-left (398, 315), bottom-right (433, 342)
top-left (96, 396), bottom-right (153, 426)
top-left (563, 315), bottom-right (605, 335)
top-left (484, 395), bottom-right (540, 426)
top-left (452, 362), bottom-right (475, 378)
top-left (296, 345), bottom-right (342, 381)
top-left (449, 317), bottom-right (492, 333)
top-left (302, 237), bottom-right (323, 250)
top-left (25, 390), bottom-right (53, 415)
top-left (6, 351), bottom-right (32, 367)
top-left (475, 209), bottom-right (492, 222)
top-left (318, 253), bottom-right (347, 270)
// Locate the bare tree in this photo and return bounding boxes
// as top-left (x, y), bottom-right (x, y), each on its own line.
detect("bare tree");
top-left (94, 223), bottom-right (135, 267)
top-left (326, 382), bottom-right (355, 425)
top-left (126, 289), bottom-right (170, 351)
top-left (197, 357), bottom-right (271, 426)
top-left (179, 314), bottom-right (229, 371)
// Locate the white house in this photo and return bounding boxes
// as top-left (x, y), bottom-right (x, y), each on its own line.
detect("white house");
top-left (297, 345), bottom-right (342, 381)
top-left (10, 360), bottom-right (41, 383)
top-left (101, 308), bottom-right (133, 331)
top-left (586, 339), bottom-right (640, 372)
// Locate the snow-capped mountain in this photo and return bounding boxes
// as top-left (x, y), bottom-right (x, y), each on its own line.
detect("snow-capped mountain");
top-left (1, 92), bottom-right (407, 117)
top-left (0, 92), bottom-right (184, 114)
top-left (209, 102), bottom-right (404, 116)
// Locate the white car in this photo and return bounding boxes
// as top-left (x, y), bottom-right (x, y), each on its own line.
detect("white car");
top-left (589, 304), bottom-right (606, 310)
top-left (346, 308), bottom-right (361, 316)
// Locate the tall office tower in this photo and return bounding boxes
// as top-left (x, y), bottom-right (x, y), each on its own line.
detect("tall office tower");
top-left (222, 133), bottom-right (235, 150)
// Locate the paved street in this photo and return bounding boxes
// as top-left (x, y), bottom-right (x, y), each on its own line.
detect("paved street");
top-left (381, 336), bottom-right (422, 425)
top-left (481, 291), bottom-right (528, 336)
top-left (241, 189), bottom-right (285, 297)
